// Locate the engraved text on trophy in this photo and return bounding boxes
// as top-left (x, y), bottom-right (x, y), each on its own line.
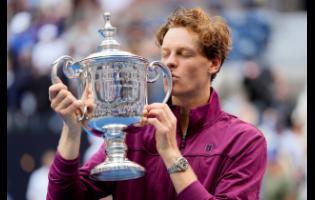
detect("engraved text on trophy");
top-left (93, 61), bottom-right (146, 118)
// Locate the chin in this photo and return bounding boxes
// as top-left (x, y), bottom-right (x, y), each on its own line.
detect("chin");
top-left (171, 87), bottom-right (180, 95)
top-left (171, 88), bottom-right (190, 97)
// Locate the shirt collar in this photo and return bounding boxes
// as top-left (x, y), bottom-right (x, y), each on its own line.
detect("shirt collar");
top-left (170, 87), bottom-right (223, 135)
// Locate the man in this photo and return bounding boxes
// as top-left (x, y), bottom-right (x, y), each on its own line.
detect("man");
top-left (47, 7), bottom-right (267, 199)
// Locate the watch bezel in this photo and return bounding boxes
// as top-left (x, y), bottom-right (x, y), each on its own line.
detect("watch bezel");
top-left (177, 157), bottom-right (189, 170)
top-left (167, 156), bottom-right (189, 174)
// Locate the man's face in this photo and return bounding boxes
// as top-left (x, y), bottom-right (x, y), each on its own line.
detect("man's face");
top-left (161, 27), bottom-right (213, 98)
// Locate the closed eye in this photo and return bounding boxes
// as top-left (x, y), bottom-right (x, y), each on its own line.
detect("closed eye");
top-left (179, 50), bottom-right (195, 58)
top-left (161, 50), bottom-right (170, 59)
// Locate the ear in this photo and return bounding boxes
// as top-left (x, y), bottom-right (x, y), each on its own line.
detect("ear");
top-left (208, 58), bottom-right (221, 74)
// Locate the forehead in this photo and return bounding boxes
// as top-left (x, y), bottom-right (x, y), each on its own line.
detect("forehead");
top-left (161, 27), bottom-right (200, 50)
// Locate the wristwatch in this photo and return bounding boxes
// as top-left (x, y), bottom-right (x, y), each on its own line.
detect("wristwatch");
top-left (167, 156), bottom-right (189, 174)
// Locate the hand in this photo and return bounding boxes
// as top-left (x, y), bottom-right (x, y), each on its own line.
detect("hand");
top-left (142, 103), bottom-right (181, 159)
top-left (48, 77), bottom-right (94, 132)
top-left (142, 106), bottom-right (197, 194)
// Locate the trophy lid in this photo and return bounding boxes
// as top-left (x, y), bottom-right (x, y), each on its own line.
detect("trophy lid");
top-left (82, 12), bottom-right (147, 62)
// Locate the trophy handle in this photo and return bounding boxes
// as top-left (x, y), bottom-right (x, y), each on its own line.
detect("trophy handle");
top-left (147, 61), bottom-right (172, 104)
top-left (51, 55), bottom-right (80, 83)
top-left (51, 55), bottom-right (88, 122)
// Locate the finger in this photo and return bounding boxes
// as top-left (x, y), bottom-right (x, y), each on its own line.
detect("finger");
top-left (51, 89), bottom-right (75, 108)
top-left (144, 104), bottom-right (151, 112)
top-left (77, 105), bottom-right (88, 122)
top-left (135, 108), bottom-right (149, 127)
top-left (74, 100), bottom-right (89, 122)
top-left (139, 116), bottom-right (148, 127)
top-left (145, 104), bottom-right (174, 125)
top-left (74, 107), bottom-right (82, 118)
top-left (53, 77), bottom-right (62, 84)
top-left (49, 83), bottom-right (68, 101)
top-left (133, 118), bottom-right (147, 127)
top-left (54, 93), bottom-right (77, 111)
top-left (146, 118), bottom-right (169, 135)
top-left (143, 107), bottom-right (149, 117)
top-left (61, 100), bottom-right (85, 117)
top-left (148, 103), bottom-right (173, 116)
top-left (148, 109), bottom-right (175, 136)
top-left (85, 98), bottom-right (95, 114)
top-left (82, 83), bottom-right (92, 100)
top-left (146, 107), bottom-right (169, 123)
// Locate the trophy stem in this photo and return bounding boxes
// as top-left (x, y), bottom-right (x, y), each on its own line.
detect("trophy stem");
top-left (90, 124), bottom-right (145, 181)
top-left (104, 124), bottom-right (128, 162)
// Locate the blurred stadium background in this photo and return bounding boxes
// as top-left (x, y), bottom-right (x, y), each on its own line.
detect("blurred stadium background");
top-left (7, 0), bottom-right (306, 199)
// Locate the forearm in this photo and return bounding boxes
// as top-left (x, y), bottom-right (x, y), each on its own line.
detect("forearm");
top-left (169, 166), bottom-right (198, 193)
top-left (47, 151), bottom-right (81, 200)
top-left (161, 152), bottom-right (215, 200)
top-left (163, 154), bottom-right (215, 200)
top-left (162, 151), bottom-right (197, 194)
top-left (57, 123), bottom-right (82, 160)
top-left (48, 146), bottom-right (112, 200)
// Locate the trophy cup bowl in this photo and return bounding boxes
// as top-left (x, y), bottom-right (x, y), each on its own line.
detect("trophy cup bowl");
top-left (51, 12), bottom-right (172, 181)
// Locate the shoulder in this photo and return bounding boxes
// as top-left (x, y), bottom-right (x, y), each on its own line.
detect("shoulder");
top-left (231, 114), bottom-right (263, 136)
top-left (218, 112), bottom-right (267, 157)
top-left (220, 111), bottom-right (264, 138)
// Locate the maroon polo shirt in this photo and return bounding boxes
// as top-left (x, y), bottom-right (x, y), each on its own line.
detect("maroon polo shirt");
top-left (47, 88), bottom-right (267, 200)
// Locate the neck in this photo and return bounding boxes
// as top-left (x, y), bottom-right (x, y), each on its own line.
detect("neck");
top-left (174, 87), bottom-right (212, 135)
top-left (172, 87), bottom-right (211, 110)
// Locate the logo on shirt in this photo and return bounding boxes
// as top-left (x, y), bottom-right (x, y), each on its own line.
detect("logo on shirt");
top-left (205, 144), bottom-right (212, 152)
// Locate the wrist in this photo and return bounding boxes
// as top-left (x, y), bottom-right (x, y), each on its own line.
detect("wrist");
top-left (160, 150), bottom-right (182, 168)
top-left (58, 124), bottom-right (81, 160)
top-left (62, 122), bottom-right (82, 137)
top-left (167, 156), bottom-right (189, 174)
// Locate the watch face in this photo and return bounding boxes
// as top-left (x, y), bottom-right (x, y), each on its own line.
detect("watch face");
top-left (178, 158), bottom-right (189, 170)
top-left (167, 157), bottom-right (189, 174)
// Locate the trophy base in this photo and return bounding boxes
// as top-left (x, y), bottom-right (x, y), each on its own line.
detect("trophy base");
top-left (90, 160), bottom-right (145, 181)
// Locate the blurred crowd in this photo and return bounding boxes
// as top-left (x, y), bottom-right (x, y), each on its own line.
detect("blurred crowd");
top-left (7, 0), bottom-right (306, 200)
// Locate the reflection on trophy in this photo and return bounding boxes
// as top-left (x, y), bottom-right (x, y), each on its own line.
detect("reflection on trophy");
top-left (51, 12), bottom-right (172, 181)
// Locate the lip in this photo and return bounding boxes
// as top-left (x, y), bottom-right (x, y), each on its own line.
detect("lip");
top-left (172, 74), bottom-right (179, 80)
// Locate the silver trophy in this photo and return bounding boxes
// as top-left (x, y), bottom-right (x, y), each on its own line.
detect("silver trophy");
top-left (51, 12), bottom-right (172, 181)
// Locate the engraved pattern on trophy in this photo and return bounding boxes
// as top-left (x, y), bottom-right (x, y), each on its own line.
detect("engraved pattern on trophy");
top-left (92, 61), bottom-right (145, 119)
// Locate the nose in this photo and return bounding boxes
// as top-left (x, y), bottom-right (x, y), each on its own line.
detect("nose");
top-left (162, 52), bottom-right (177, 69)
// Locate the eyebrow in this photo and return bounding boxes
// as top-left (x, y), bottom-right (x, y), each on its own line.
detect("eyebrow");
top-left (161, 46), bottom-right (196, 52)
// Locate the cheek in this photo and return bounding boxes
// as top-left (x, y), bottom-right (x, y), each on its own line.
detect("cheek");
top-left (184, 65), bottom-right (209, 82)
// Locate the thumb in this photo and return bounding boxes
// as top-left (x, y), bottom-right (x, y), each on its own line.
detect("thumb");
top-left (82, 83), bottom-right (92, 99)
